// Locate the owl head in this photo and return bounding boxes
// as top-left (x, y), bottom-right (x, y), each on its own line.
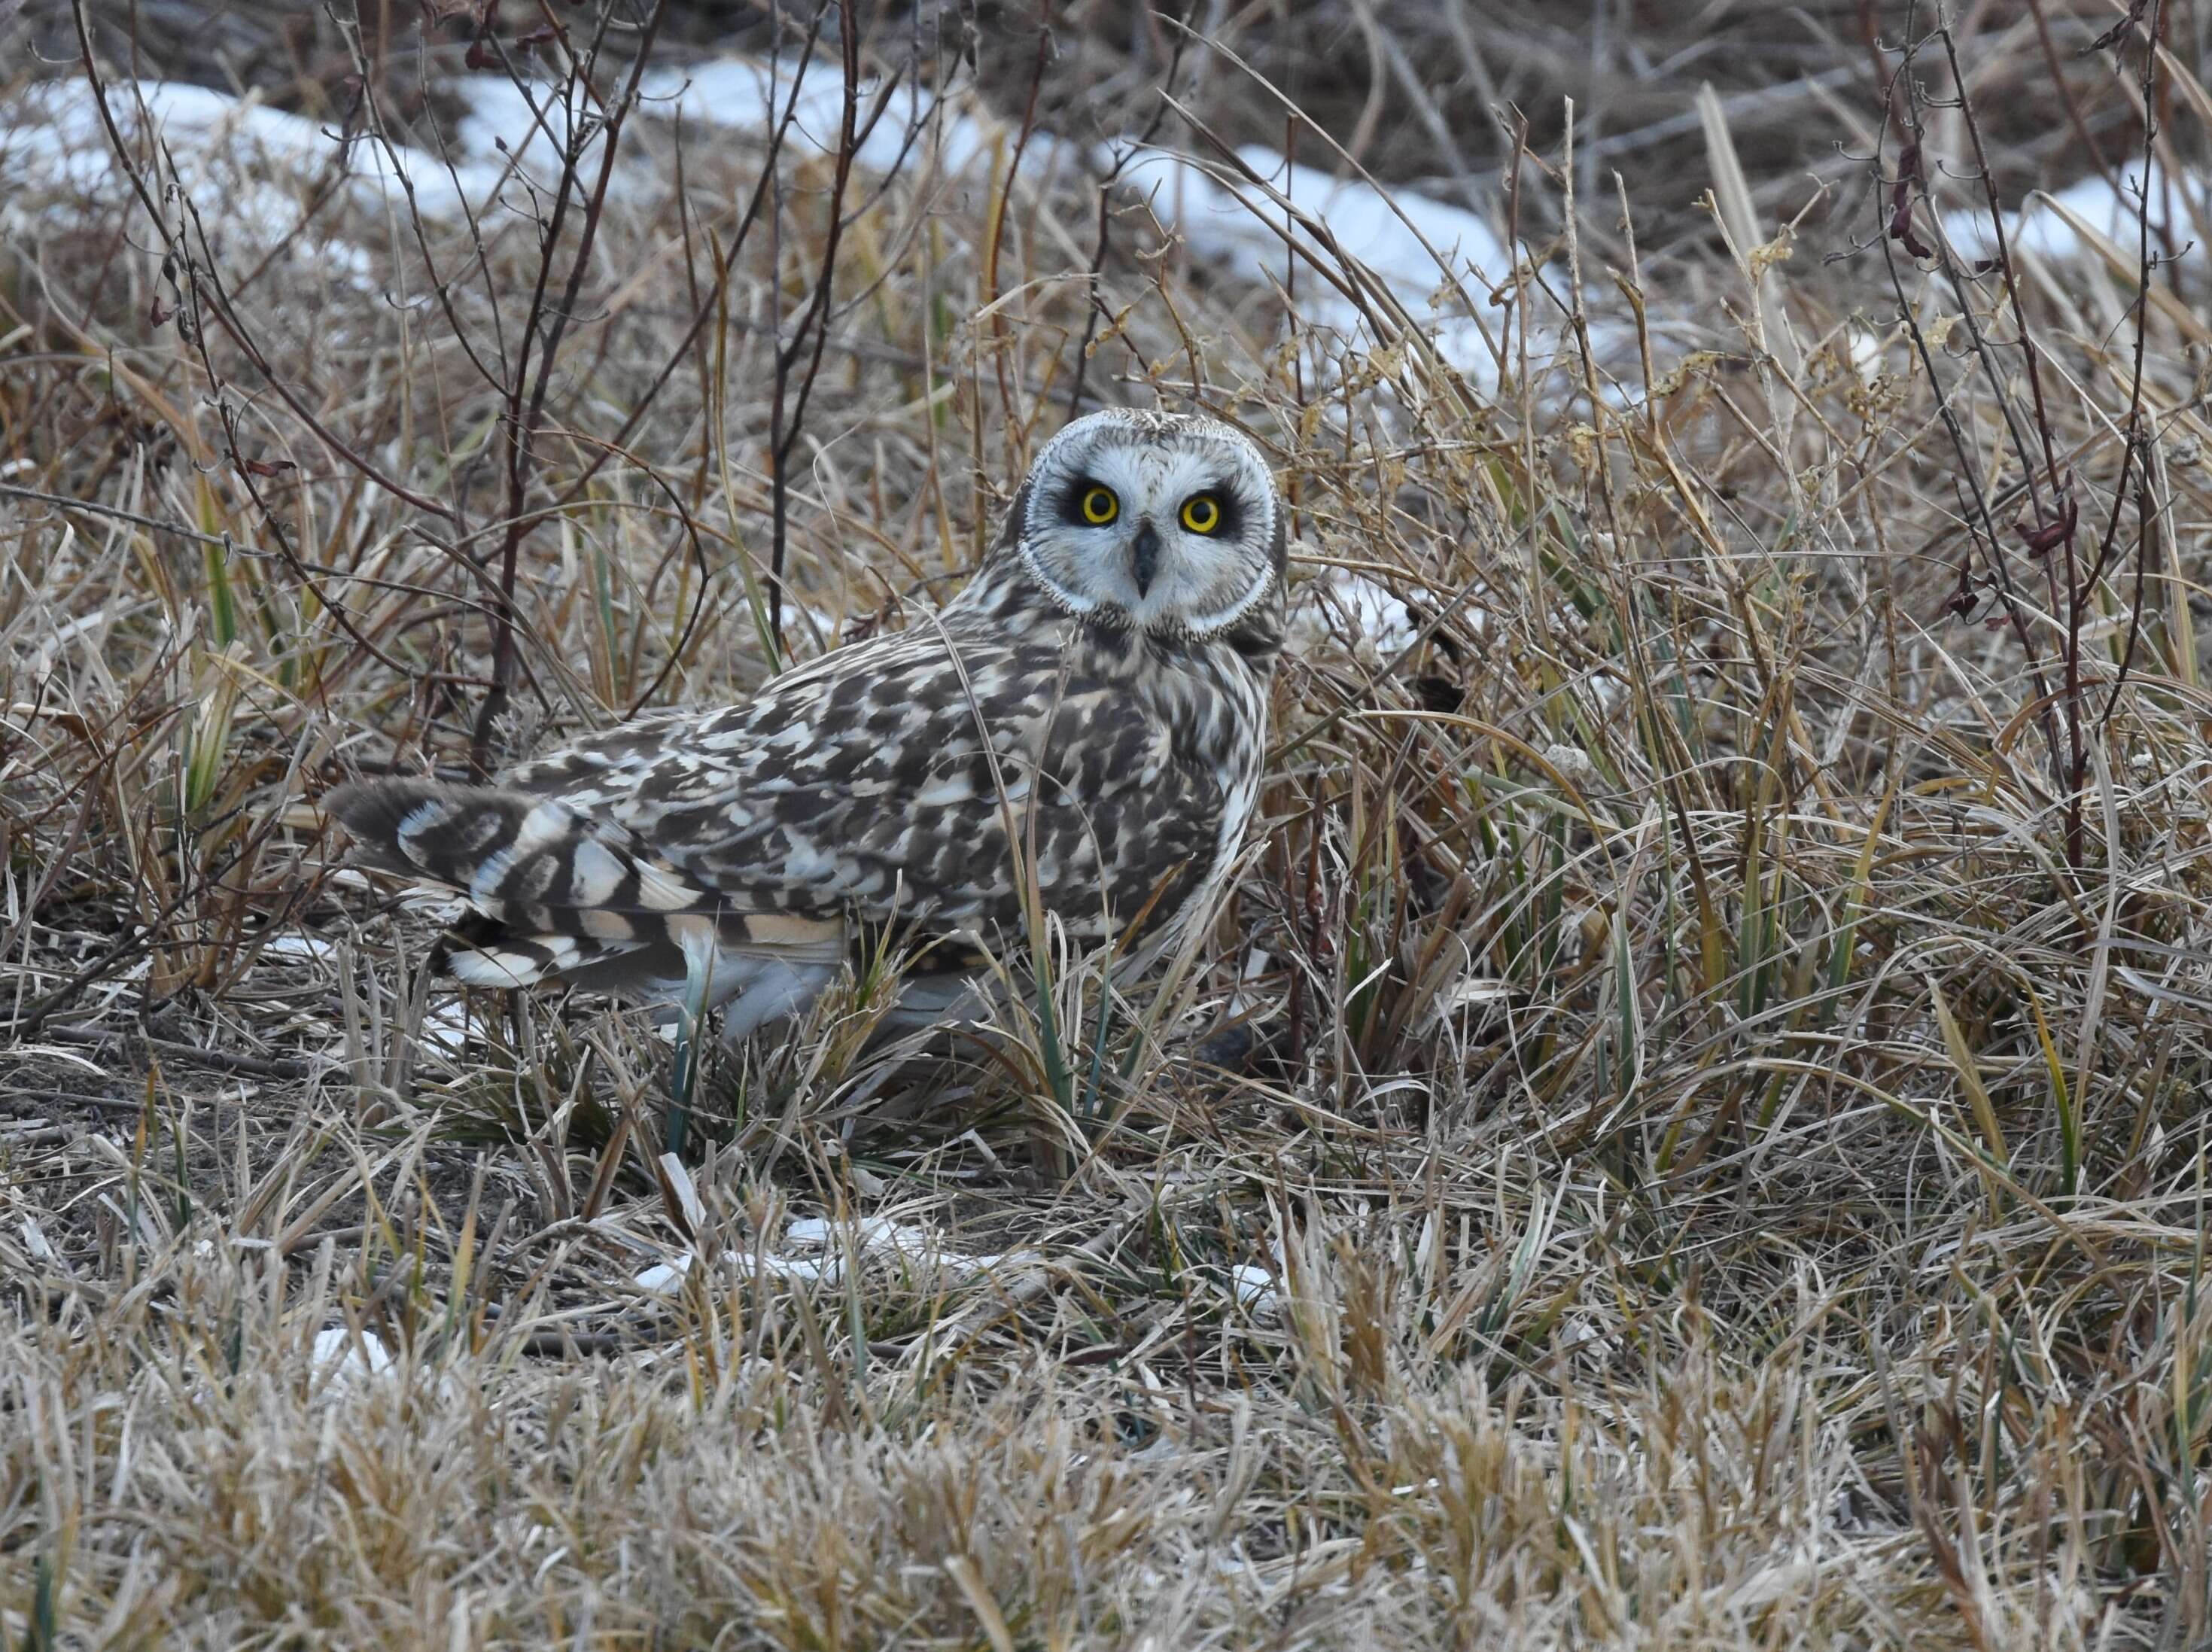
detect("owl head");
top-left (1006, 409), bottom-right (1286, 640)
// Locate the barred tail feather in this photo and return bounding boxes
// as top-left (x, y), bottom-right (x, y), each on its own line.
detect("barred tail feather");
top-left (324, 780), bottom-right (692, 912)
top-left (322, 779), bottom-right (843, 1001)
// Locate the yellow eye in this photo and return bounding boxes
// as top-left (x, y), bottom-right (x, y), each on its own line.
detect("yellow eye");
top-left (1180, 493), bottom-right (1222, 534)
top-left (1080, 486), bottom-right (1119, 525)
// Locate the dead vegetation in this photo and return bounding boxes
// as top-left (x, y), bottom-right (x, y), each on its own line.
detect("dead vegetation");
top-left (7, 0), bottom-right (2212, 1645)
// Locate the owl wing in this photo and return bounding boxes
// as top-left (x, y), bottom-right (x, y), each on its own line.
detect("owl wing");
top-left (324, 627), bottom-right (1222, 999)
top-left (507, 625), bottom-right (1222, 943)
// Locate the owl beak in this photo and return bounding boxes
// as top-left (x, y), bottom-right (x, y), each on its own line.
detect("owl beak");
top-left (1130, 522), bottom-right (1161, 597)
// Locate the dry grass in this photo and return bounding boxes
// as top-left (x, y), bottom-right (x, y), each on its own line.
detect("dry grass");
top-left (7, 1), bottom-right (2212, 1645)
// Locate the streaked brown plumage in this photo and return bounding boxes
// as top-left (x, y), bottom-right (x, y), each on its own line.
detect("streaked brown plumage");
top-left (327, 409), bottom-right (1288, 1040)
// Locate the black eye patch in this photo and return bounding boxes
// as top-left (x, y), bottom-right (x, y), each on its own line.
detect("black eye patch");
top-left (1062, 479), bottom-right (1118, 526)
top-left (1188, 485), bottom-right (1243, 537)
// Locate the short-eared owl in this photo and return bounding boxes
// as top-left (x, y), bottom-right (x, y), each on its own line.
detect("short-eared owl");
top-left (327, 409), bottom-right (1286, 1039)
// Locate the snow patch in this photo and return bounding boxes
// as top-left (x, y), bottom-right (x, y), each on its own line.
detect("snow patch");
top-left (1125, 143), bottom-right (1513, 300)
top-left (639, 56), bottom-right (1009, 184)
top-left (1289, 567), bottom-right (1489, 661)
top-left (632, 58), bottom-right (1611, 389)
top-left (260, 933), bottom-right (339, 964)
top-left (311, 1325), bottom-right (397, 1388)
top-left (1292, 570), bottom-right (1422, 656)
top-left (633, 1211), bottom-right (1008, 1294)
top-left (1112, 140), bottom-right (1648, 394)
top-left (1943, 161), bottom-right (2210, 269)
top-left (416, 999), bottom-right (472, 1060)
top-left (0, 78), bottom-right (520, 270)
top-left (1228, 1262), bottom-right (1280, 1313)
top-left (3, 59), bottom-right (1636, 391)
top-left (631, 1258), bottom-right (695, 1294)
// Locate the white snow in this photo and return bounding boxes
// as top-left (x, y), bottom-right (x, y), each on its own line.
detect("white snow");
top-left (1290, 569), bottom-right (1423, 656)
top-left (786, 1213), bottom-right (903, 1249)
top-left (1943, 161), bottom-right (2210, 269)
top-left (311, 1325), bottom-right (397, 1387)
top-left (2, 57), bottom-right (1589, 388)
top-left (637, 56), bottom-right (1008, 185)
top-left (259, 933), bottom-right (339, 963)
top-left (415, 999), bottom-right (472, 1060)
top-left (1115, 143), bottom-right (1511, 300)
top-left (3, 81), bottom-right (364, 273)
top-left (1109, 139), bottom-right (1606, 393)
top-left (449, 72), bottom-right (583, 187)
top-left (633, 1210), bottom-right (1006, 1293)
top-left (631, 55), bottom-right (1590, 389)
top-left (631, 1212), bottom-right (1284, 1318)
top-left (2, 55), bottom-right (1623, 390)
top-left (1289, 567), bottom-right (1494, 662)
top-left (0, 78), bottom-right (528, 269)
top-left (631, 1257), bottom-right (695, 1293)
top-left (1228, 1262), bottom-right (1279, 1313)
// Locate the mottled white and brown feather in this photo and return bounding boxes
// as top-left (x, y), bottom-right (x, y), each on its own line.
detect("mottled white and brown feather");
top-left (327, 409), bottom-right (1287, 1039)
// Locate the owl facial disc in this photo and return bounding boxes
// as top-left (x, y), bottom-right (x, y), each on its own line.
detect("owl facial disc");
top-left (1015, 410), bottom-right (1285, 638)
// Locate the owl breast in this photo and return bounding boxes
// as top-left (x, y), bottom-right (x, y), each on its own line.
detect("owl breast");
top-left (1097, 630), bottom-right (1271, 960)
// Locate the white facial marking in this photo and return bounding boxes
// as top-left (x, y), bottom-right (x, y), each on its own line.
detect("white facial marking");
top-left (1016, 412), bottom-right (1278, 639)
